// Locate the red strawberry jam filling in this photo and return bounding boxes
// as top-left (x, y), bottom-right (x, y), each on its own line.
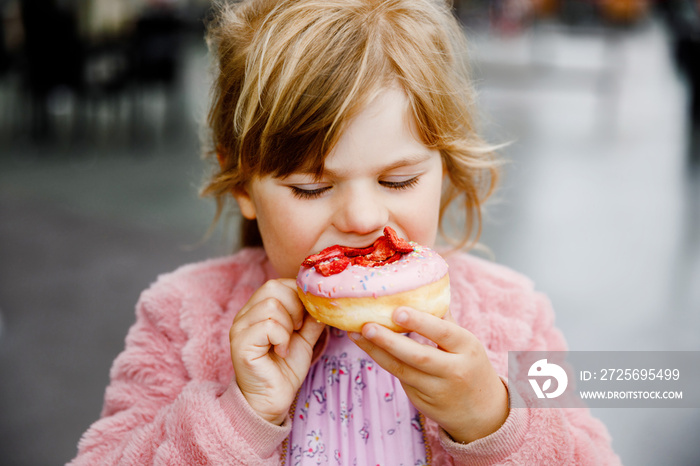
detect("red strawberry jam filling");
top-left (302, 226), bottom-right (414, 277)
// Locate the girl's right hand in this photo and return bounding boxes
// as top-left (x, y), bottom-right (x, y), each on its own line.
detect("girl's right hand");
top-left (229, 279), bottom-right (326, 426)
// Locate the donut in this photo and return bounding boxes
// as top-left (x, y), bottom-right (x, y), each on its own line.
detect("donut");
top-left (296, 227), bottom-right (450, 332)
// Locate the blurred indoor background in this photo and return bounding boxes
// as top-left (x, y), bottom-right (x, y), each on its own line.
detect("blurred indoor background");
top-left (0, 0), bottom-right (699, 464)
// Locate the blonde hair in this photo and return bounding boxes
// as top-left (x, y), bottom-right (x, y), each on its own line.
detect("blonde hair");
top-left (202, 0), bottom-right (500, 249)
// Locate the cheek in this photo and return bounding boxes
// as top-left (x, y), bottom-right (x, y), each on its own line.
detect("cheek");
top-left (404, 175), bottom-right (443, 244)
top-left (409, 215), bottom-right (439, 247)
top-left (259, 202), bottom-right (302, 245)
top-left (256, 199), bottom-right (323, 261)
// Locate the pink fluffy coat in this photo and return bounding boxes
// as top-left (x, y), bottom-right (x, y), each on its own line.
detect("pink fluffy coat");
top-left (69, 248), bottom-right (621, 465)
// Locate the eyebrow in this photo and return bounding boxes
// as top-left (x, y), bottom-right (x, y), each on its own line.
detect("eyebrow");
top-left (319, 151), bottom-right (435, 179)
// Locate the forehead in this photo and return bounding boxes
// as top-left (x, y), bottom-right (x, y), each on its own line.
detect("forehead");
top-left (321, 87), bottom-right (437, 177)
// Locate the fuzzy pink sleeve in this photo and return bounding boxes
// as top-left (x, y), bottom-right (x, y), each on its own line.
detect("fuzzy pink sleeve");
top-left (68, 281), bottom-right (289, 465)
top-left (423, 254), bottom-right (622, 465)
top-left (438, 291), bottom-right (622, 465)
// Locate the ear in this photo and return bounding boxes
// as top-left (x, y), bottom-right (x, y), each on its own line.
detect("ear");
top-left (232, 186), bottom-right (257, 220)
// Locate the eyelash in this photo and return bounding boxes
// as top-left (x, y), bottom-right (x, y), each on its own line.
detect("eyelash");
top-left (290, 186), bottom-right (331, 200)
top-left (379, 177), bottom-right (420, 191)
top-left (289, 176), bottom-right (420, 200)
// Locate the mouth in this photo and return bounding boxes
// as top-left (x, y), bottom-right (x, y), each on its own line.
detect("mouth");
top-left (324, 227), bottom-right (404, 252)
top-left (303, 227), bottom-right (414, 273)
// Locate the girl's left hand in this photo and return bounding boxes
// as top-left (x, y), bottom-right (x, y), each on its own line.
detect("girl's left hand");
top-left (349, 306), bottom-right (509, 444)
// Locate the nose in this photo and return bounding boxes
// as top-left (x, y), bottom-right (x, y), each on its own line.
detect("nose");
top-left (333, 184), bottom-right (389, 236)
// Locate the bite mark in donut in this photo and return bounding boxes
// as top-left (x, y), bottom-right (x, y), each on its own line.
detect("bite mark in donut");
top-left (296, 227), bottom-right (450, 332)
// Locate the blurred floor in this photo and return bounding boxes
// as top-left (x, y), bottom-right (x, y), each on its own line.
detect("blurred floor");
top-left (1, 15), bottom-right (699, 466)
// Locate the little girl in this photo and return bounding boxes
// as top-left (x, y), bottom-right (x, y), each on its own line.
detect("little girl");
top-left (70, 0), bottom-right (620, 464)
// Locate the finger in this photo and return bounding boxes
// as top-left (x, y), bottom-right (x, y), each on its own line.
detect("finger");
top-left (254, 318), bottom-right (292, 358)
top-left (234, 312), bottom-right (293, 358)
top-left (286, 316), bottom-right (326, 363)
top-left (350, 329), bottom-right (432, 390)
top-left (296, 314), bottom-right (326, 348)
top-left (443, 308), bottom-right (457, 324)
top-left (235, 297), bottom-right (296, 336)
top-left (239, 279), bottom-right (306, 330)
top-left (355, 322), bottom-right (448, 376)
top-left (274, 279), bottom-right (308, 330)
top-left (392, 306), bottom-right (471, 353)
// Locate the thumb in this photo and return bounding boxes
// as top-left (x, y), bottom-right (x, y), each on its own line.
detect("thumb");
top-left (298, 314), bottom-right (326, 348)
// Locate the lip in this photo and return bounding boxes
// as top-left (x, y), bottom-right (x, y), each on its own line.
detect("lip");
top-left (312, 242), bottom-right (374, 254)
top-left (321, 228), bottom-right (400, 252)
top-left (306, 246), bottom-right (363, 259)
top-left (339, 242), bottom-right (374, 250)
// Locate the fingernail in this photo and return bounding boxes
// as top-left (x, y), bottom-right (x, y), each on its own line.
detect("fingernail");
top-left (394, 309), bottom-right (408, 324)
top-left (363, 325), bottom-right (376, 339)
top-left (348, 332), bottom-right (360, 340)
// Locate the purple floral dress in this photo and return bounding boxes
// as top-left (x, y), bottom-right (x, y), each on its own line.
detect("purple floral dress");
top-left (286, 328), bottom-right (429, 466)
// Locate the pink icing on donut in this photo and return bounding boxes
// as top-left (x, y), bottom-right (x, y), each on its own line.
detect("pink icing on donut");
top-left (296, 243), bottom-right (448, 299)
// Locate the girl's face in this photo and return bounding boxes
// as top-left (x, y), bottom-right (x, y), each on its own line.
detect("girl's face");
top-left (234, 87), bottom-right (444, 278)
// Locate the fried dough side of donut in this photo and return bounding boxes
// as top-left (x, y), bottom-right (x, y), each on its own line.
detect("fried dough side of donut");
top-left (297, 274), bottom-right (450, 333)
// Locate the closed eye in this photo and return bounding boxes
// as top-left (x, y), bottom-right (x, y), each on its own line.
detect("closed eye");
top-left (289, 185), bottom-right (331, 200)
top-left (379, 176), bottom-right (420, 190)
